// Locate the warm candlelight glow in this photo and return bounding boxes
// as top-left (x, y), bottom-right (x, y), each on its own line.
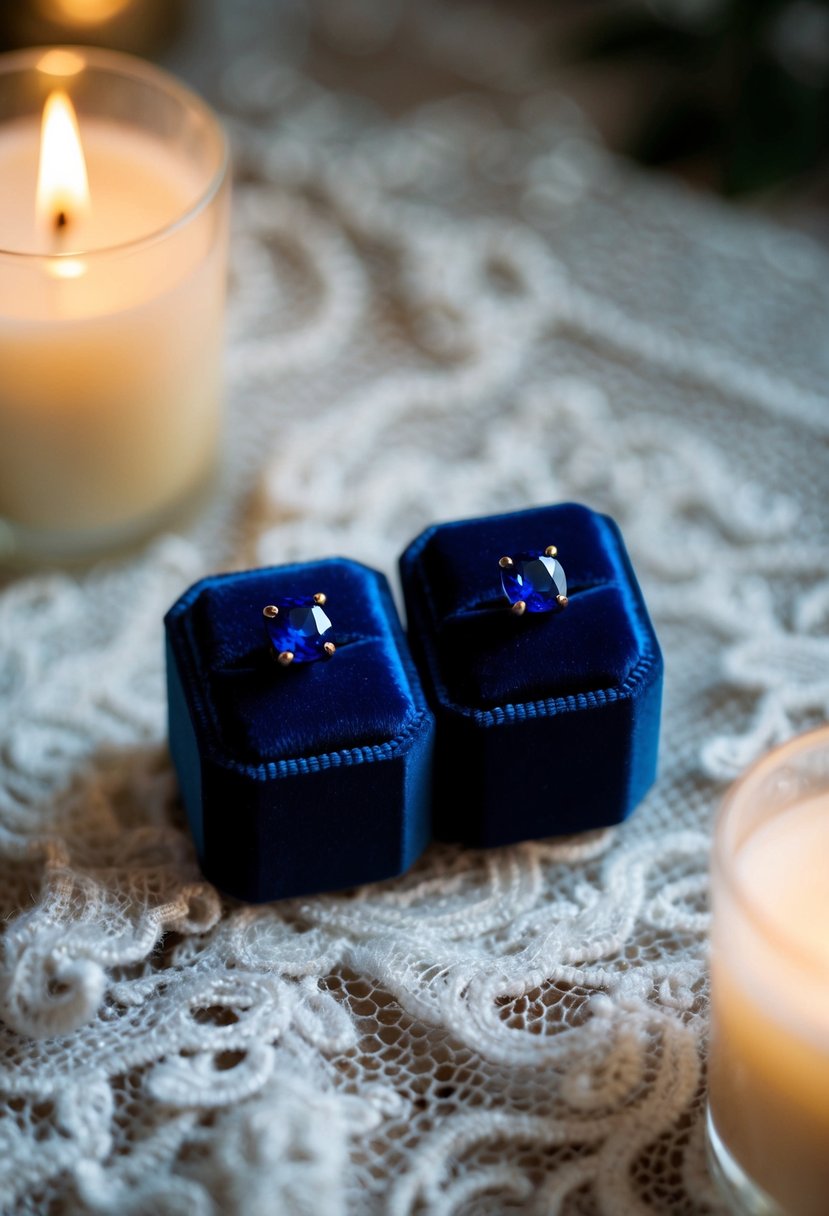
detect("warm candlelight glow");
top-left (0, 46), bottom-right (229, 559)
top-left (708, 727), bottom-right (829, 1216)
top-left (38, 0), bottom-right (135, 26)
top-left (36, 90), bottom-right (90, 239)
top-left (50, 258), bottom-right (86, 280)
top-left (37, 49), bottom-right (86, 78)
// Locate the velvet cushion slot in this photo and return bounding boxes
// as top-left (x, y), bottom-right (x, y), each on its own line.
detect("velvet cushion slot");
top-left (165, 558), bottom-right (435, 902)
top-left (191, 562), bottom-right (414, 762)
top-left (417, 504), bottom-right (621, 620)
top-left (437, 586), bottom-right (638, 707)
top-left (399, 502), bottom-right (663, 847)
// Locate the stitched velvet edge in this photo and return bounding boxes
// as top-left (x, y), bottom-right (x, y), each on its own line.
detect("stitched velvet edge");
top-left (165, 559), bottom-right (435, 902)
top-left (399, 503), bottom-right (663, 846)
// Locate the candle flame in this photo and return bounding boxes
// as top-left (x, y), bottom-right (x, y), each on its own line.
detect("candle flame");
top-left (36, 91), bottom-right (90, 239)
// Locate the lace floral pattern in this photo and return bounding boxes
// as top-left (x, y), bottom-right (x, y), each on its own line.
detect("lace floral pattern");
top-left (1, 8), bottom-right (828, 1212)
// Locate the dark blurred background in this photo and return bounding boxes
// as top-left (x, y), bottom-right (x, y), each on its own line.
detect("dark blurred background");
top-left (5, 0), bottom-right (827, 240)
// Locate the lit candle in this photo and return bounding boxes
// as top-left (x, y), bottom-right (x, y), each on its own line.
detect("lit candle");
top-left (0, 47), bottom-right (229, 562)
top-left (707, 726), bottom-right (829, 1216)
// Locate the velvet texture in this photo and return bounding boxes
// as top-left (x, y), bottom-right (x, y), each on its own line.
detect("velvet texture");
top-left (399, 503), bottom-right (663, 847)
top-left (165, 559), bottom-right (435, 902)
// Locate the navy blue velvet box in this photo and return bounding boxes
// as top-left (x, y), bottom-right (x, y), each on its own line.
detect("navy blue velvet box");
top-left (165, 559), bottom-right (435, 902)
top-left (399, 503), bottom-right (663, 847)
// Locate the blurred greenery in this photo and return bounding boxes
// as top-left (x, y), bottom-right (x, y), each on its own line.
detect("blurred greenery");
top-left (564, 0), bottom-right (829, 196)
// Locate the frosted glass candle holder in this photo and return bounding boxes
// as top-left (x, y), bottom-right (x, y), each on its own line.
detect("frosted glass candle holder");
top-left (0, 46), bottom-right (229, 563)
top-left (707, 725), bottom-right (829, 1216)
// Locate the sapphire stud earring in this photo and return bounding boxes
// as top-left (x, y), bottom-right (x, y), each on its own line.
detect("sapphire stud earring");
top-left (262, 593), bottom-right (336, 665)
top-left (499, 546), bottom-right (568, 616)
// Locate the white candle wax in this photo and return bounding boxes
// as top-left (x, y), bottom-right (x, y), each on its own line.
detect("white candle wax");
top-left (0, 48), bottom-right (228, 558)
top-left (709, 792), bottom-right (829, 1216)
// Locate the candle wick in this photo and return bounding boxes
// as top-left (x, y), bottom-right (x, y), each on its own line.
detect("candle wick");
top-left (55, 210), bottom-right (68, 231)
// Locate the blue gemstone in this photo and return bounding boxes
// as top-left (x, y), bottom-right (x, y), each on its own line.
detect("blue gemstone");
top-left (501, 552), bottom-right (567, 613)
top-left (264, 597), bottom-right (334, 663)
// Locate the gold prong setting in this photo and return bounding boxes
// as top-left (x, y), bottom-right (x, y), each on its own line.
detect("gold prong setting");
top-left (500, 545), bottom-right (568, 615)
top-left (262, 593), bottom-right (336, 665)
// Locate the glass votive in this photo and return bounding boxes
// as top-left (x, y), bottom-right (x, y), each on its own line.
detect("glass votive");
top-left (707, 724), bottom-right (829, 1216)
top-left (0, 46), bottom-right (229, 564)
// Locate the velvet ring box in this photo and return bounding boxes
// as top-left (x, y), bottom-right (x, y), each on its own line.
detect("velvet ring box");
top-left (399, 502), bottom-right (663, 847)
top-left (164, 558), bottom-right (435, 902)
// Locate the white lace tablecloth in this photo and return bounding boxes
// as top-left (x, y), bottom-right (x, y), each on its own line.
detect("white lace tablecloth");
top-left (2, 5), bottom-right (829, 1213)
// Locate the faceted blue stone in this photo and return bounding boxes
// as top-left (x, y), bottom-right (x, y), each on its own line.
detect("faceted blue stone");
top-left (500, 552), bottom-right (567, 613)
top-left (264, 597), bottom-right (334, 663)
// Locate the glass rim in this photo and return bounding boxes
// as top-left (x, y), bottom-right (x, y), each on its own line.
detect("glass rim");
top-left (713, 722), bottom-right (829, 976)
top-left (0, 44), bottom-right (229, 263)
